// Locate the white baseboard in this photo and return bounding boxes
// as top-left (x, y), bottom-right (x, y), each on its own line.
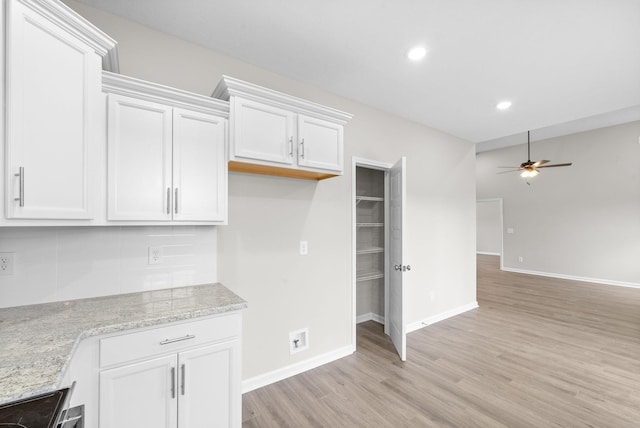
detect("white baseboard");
top-left (502, 266), bottom-right (640, 289)
top-left (241, 345), bottom-right (355, 394)
top-left (406, 301), bottom-right (479, 333)
top-left (476, 251), bottom-right (501, 256)
top-left (356, 312), bottom-right (384, 324)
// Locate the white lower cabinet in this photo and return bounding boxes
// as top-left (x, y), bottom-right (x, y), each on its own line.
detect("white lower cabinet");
top-left (98, 314), bottom-right (241, 428)
top-left (100, 355), bottom-right (177, 428)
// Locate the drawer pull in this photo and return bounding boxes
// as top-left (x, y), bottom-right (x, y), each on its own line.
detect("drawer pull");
top-left (160, 334), bottom-right (196, 345)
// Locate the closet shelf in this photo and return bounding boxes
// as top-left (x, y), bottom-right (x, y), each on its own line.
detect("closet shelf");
top-left (356, 271), bottom-right (385, 282)
top-left (355, 196), bottom-right (384, 205)
top-left (356, 247), bottom-right (384, 254)
top-left (356, 223), bottom-right (384, 227)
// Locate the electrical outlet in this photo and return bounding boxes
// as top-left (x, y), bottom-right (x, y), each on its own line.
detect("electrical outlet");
top-left (0, 252), bottom-right (15, 276)
top-left (289, 328), bottom-right (309, 355)
top-left (518, 256), bottom-right (524, 263)
top-left (148, 246), bottom-right (162, 265)
top-left (299, 240), bottom-right (308, 255)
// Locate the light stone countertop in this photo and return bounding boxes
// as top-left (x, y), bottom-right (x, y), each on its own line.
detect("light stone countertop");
top-left (0, 283), bottom-right (247, 404)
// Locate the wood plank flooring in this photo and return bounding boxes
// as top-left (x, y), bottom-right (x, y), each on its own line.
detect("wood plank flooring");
top-left (242, 255), bottom-right (640, 427)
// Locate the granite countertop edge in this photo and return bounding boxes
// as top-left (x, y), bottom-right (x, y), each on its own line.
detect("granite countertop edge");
top-left (0, 283), bottom-right (247, 405)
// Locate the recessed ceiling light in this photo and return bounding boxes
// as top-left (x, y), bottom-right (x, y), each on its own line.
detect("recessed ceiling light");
top-left (407, 46), bottom-right (428, 61)
top-left (496, 101), bottom-right (512, 111)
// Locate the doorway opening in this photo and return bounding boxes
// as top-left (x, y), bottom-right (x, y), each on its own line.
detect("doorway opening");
top-left (352, 157), bottom-right (407, 361)
top-left (355, 165), bottom-right (386, 327)
top-left (476, 198), bottom-right (504, 269)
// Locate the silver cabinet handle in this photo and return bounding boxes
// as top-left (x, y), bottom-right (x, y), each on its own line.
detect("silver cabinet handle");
top-left (166, 187), bottom-right (171, 214)
top-left (180, 364), bottom-right (186, 395)
top-left (300, 138), bottom-right (305, 159)
top-left (14, 167), bottom-right (24, 207)
top-left (160, 334), bottom-right (196, 345)
top-left (289, 137), bottom-right (294, 157)
top-left (174, 188), bottom-right (178, 214)
top-left (170, 367), bottom-right (176, 398)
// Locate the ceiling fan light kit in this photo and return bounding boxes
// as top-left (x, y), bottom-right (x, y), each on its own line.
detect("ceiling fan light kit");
top-left (498, 131), bottom-right (573, 181)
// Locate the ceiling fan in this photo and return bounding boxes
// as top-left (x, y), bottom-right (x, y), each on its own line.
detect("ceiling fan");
top-left (498, 131), bottom-right (572, 178)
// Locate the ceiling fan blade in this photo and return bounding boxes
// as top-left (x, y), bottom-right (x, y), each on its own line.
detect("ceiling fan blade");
top-left (533, 160), bottom-right (550, 167)
top-left (537, 163), bottom-right (573, 168)
top-left (497, 169), bottom-right (521, 174)
top-left (497, 166), bottom-right (521, 168)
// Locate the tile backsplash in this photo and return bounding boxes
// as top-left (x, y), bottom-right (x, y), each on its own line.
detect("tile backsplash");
top-left (0, 226), bottom-right (217, 308)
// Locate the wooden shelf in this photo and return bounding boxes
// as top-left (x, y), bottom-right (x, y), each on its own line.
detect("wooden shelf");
top-left (356, 223), bottom-right (384, 228)
top-left (228, 161), bottom-right (339, 181)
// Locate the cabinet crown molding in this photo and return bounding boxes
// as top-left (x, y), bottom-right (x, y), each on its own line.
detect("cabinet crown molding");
top-left (15, 0), bottom-right (119, 72)
top-left (102, 72), bottom-right (229, 117)
top-left (212, 75), bottom-right (353, 125)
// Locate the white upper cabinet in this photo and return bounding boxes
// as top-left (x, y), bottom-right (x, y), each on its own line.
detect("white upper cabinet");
top-left (212, 76), bottom-right (352, 180)
top-left (107, 95), bottom-right (173, 221)
top-left (103, 72), bottom-right (229, 225)
top-left (232, 98), bottom-right (296, 166)
top-left (3, 0), bottom-right (117, 220)
top-left (297, 114), bottom-right (344, 172)
top-left (172, 108), bottom-right (227, 222)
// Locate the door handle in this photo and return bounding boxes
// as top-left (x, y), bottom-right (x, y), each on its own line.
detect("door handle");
top-left (170, 367), bottom-right (176, 398)
top-left (14, 167), bottom-right (24, 207)
top-left (166, 187), bottom-right (171, 214)
top-left (394, 264), bottom-right (402, 271)
top-left (394, 264), bottom-right (411, 272)
top-left (180, 364), bottom-right (186, 395)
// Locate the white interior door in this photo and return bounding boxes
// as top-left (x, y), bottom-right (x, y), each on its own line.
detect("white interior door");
top-left (388, 157), bottom-right (407, 361)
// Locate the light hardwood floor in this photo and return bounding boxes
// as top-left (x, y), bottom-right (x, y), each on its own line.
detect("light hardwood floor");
top-left (242, 255), bottom-right (640, 427)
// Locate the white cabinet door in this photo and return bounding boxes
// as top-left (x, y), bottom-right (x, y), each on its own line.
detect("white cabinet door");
top-left (297, 115), bottom-right (343, 172)
top-left (173, 109), bottom-right (227, 222)
top-left (99, 355), bottom-right (178, 428)
top-left (5, 0), bottom-right (102, 219)
top-left (178, 340), bottom-right (241, 428)
top-left (231, 97), bottom-right (295, 165)
top-left (107, 95), bottom-right (173, 221)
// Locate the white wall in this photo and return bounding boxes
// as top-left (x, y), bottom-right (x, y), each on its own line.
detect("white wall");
top-left (0, 226), bottom-right (217, 308)
top-left (477, 121), bottom-right (640, 286)
top-left (62, 1), bottom-right (477, 382)
top-left (476, 199), bottom-right (502, 255)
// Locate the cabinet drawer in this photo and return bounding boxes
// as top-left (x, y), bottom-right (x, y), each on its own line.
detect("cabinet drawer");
top-left (100, 313), bottom-right (241, 367)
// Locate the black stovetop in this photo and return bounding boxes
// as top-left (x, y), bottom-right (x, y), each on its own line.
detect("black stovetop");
top-left (0, 388), bottom-right (69, 428)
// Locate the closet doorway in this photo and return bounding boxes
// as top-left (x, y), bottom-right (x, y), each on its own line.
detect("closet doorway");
top-left (352, 158), bottom-right (407, 360)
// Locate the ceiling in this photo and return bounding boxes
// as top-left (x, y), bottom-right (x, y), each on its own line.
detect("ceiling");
top-left (77, 0), bottom-right (640, 151)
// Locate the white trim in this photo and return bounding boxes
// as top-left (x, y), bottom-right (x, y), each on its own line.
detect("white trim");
top-left (241, 345), bottom-right (355, 394)
top-left (102, 71), bottom-right (230, 117)
top-left (501, 267), bottom-right (640, 289)
top-left (477, 251), bottom-right (501, 256)
top-left (212, 76), bottom-right (353, 124)
top-left (406, 302), bottom-right (479, 333)
top-left (356, 312), bottom-right (384, 324)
